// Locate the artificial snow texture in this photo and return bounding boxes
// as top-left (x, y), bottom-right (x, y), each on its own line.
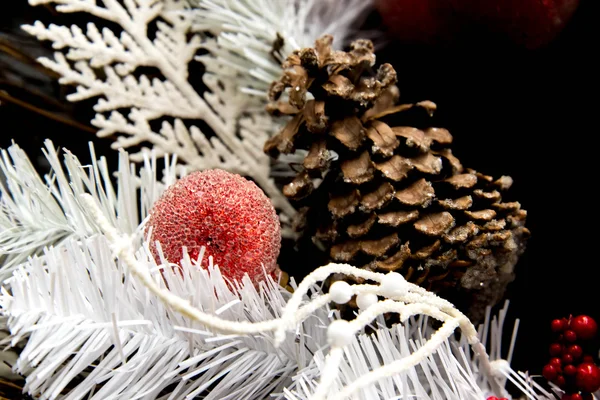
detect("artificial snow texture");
top-left (146, 169), bottom-right (281, 283)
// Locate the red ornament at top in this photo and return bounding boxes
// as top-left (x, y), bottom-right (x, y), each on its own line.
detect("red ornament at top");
top-left (375, 0), bottom-right (580, 48)
top-left (146, 169), bottom-right (281, 284)
top-left (571, 315), bottom-right (598, 340)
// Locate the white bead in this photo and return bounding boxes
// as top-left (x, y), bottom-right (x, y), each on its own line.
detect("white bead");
top-left (379, 272), bottom-right (409, 298)
top-left (356, 292), bottom-right (379, 310)
top-left (490, 359), bottom-right (510, 378)
top-left (327, 320), bottom-right (354, 347)
top-left (329, 280), bottom-right (353, 304)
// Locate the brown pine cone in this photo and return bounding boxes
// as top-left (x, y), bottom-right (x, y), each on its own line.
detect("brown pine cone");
top-left (265, 35), bottom-right (529, 320)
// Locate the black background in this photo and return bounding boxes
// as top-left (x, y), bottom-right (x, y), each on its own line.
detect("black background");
top-left (1, 0), bottom-right (598, 377)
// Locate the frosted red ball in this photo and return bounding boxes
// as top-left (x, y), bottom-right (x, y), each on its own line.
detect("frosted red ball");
top-left (146, 169), bottom-right (281, 284)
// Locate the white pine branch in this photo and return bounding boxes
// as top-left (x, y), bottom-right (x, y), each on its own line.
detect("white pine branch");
top-left (29, 51), bottom-right (198, 118)
top-left (0, 140), bottom-right (177, 282)
top-left (1, 231), bottom-right (549, 400)
top-left (23, 21), bottom-right (152, 73)
top-left (74, 197), bottom-right (550, 400)
top-left (1, 236), bottom-right (327, 400)
top-left (94, 114), bottom-right (258, 176)
top-left (285, 302), bottom-right (524, 400)
top-left (23, 0), bottom-right (297, 221)
top-left (191, 0), bottom-right (374, 96)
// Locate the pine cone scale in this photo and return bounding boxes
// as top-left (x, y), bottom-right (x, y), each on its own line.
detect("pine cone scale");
top-left (374, 155), bottom-right (414, 181)
top-left (378, 210), bottom-right (420, 227)
top-left (330, 117), bottom-right (366, 150)
top-left (366, 121), bottom-right (400, 156)
top-left (361, 182), bottom-right (395, 211)
top-left (414, 212), bottom-right (456, 236)
top-left (341, 151), bottom-right (374, 184)
top-left (394, 179), bottom-right (435, 207)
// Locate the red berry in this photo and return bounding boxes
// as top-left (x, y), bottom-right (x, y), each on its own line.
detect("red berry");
top-left (576, 362), bottom-right (600, 393)
top-left (486, 397), bottom-right (499, 400)
top-left (571, 316), bottom-right (598, 340)
top-left (550, 343), bottom-right (563, 356)
top-left (551, 357), bottom-right (563, 367)
top-left (555, 375), bottom-right (566, 387)
top-left (570, 394), bottom-right (583, 400)
top-left (565, 330), bottom-right (578, 342)
top-left (552, 319), bottom-right (567, 332)
top-left (563, 354), bottom-right (574, 365)
top-left (146, 170), bottom-right (281, 285)
top-left (543, 364), bottom-right (559, 381)
top-left (565, 365), bottom-right (577, 376)
top-left (583, 355), bottom-right (595, 363)
top-left (568, 345), bottom-right (583, 360)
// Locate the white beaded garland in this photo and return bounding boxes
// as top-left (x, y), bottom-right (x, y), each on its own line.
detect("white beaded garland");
top-left (82, 195), bottom-right (505, 400)
top-left (490, 359), bottom-right (511, 378)
top-left (329, 280), bottom-right (353, 304)
top-left (379, 272), bottom-right (409, 298)
top-left (327, 319), bottom-right (354, 347)
top-left (356, 292), bottom-right (378, 310)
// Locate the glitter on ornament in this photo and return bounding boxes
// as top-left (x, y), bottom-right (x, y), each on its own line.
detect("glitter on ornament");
top-left (146, 169), bottom-right (281, 284)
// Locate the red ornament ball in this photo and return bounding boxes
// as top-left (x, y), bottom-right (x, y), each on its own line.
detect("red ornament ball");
top-left (146, 169), bottom-right (281, 284)
top-left (575, 362), bottom-right (600, 393)
top-left (571, 315), bottom-right (598, 340)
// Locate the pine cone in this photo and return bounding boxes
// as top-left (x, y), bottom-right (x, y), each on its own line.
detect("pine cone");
top-left (265, 35), bottom-right (530, 320)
